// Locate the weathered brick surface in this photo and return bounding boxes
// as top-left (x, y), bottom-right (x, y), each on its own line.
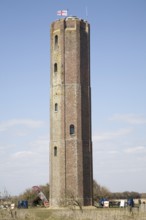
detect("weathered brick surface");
top-left (50, 17), bottom-right (93, 206)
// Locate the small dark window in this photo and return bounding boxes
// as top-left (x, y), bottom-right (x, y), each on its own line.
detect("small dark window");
top-left (54, 35), bottom-right (58, 49)
top-left (54, 63), bottom-right (57, 72)
top-left (55, 103), bottom-right (58, 112)
top-left (54, 146), bottom-right (57, 156)
top-left (70, 124), bottom-right (75, 135)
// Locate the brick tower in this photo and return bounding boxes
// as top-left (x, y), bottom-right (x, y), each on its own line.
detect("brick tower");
top-left (49, 16), bottom-right (93, 206)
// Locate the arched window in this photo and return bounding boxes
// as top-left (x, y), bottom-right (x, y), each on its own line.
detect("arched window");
top-left (55, 103), bottom-right (58, 112)
top-left (70, 124), bottom-right (75, 135)
top-left (54, 63), bottom-right (57, 72)
top-left (54, 146), bottom-right (57, 156)
top-left (54, 35), bottom-right (58, 49)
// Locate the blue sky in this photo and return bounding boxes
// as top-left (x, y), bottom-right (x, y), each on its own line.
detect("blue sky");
top-left (0, 0), bottom-right (146, 196)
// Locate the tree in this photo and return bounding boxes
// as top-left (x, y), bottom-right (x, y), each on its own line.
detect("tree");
top-left (93, 180), bottom-right (111, 200)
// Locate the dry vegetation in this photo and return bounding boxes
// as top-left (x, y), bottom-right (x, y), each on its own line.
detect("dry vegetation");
top-left (1, 206), bottom-right (146, 220)
top-left (1, 183), bottom-right (146, 220)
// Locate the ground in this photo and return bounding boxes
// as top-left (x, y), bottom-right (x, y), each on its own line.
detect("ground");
top-left (1, 206), bottom-right (146, 220)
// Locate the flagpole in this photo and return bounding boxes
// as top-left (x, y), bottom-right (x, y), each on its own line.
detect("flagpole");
top-left (85, 6), bottom-right (88, 19)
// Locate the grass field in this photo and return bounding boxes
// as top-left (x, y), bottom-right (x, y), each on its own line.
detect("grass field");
top-left (1, 206), bottom-right (146, 220)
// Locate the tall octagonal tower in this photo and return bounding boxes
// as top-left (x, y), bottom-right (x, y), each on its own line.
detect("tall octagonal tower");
top-left (49, 16), bottom-right (93, 206)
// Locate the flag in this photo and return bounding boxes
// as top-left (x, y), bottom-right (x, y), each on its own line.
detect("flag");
top-left (57, 10), bottom-right (68, 16)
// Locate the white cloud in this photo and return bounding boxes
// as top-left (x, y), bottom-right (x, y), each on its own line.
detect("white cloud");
top-left (30, 135), bottom-right (49, 147)
top-left (0, 119), bottom-right (45, 132)
top-left (109, 114), bottom-right (146, 125)
top-left (107, 150), bottom-right (118, 154)
top-left (12, 151), bottom-right (34, 159)
top-left (124, 146), bottom-right (146, 154)
top-left (93, 128), bottom-right (133, 142)
top-left (28, 134), bottom-right (49, 154)
top-left (0, 133), bottom-right (49, 195)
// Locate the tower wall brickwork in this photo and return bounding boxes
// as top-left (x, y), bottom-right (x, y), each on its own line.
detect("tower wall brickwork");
top-left (49, 17), bottom-right (93, 206)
